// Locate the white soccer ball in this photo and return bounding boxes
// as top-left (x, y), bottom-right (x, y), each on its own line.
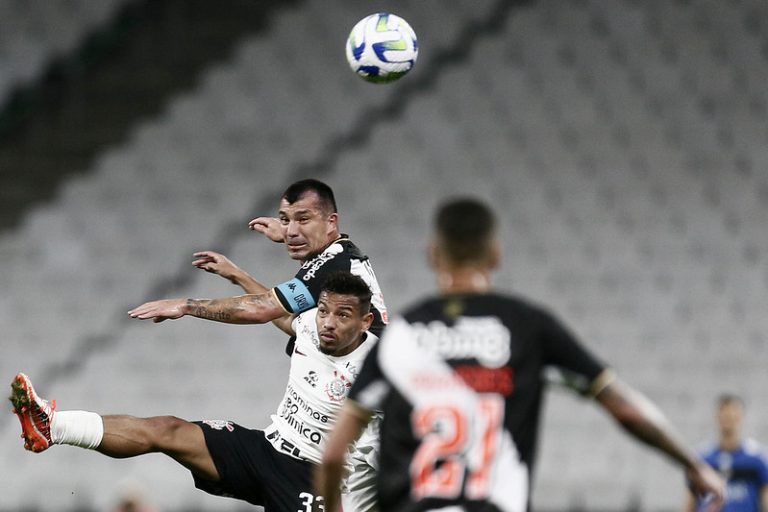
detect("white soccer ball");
top-left (346, 12), bottom-right (418, 83)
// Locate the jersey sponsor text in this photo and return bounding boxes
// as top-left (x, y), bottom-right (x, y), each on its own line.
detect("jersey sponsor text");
top-left (411, 316), bottom-right (511, 368)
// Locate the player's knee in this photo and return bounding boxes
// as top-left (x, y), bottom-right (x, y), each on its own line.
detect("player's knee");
top-left (146, 415), bottom-right (194, 451)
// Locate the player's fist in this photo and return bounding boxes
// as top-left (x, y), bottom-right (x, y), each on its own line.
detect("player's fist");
top-left (192, 251), bottom-right (243, 284)
top-left (686, 462), bottom-right (724, 512)
top-left (249, 217), bottom-right (284, 243)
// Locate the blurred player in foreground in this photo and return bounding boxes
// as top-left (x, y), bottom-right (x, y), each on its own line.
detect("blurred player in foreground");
top-left (685, 394), bottom-right (768, 512)
top-left (316, 197), bottom-right (724, 512)
top-left (11, 272), bottom-right (378, 512)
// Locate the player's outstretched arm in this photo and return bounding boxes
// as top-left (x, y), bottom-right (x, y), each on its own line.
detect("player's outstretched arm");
top-left (594, 377), bottom-right (724, 510)
top-left (682, 490), bottom-right (697, 512)
top-left (249, 216), bottom-right (284, 243)
top-left (191, 250), bottom-right (297, 335)
top-left (192, 250), bottom-right (270, 295)
top-left (316, 402), bottom-right (372, 512)
top-left (128, 292), bottom-right (287, 325)
top-left (761, 482), bottom-right (768, 511)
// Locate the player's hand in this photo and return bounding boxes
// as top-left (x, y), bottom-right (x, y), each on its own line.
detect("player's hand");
top-left (249, 216), bottom-right (284, 243)
top-left (192, 251), bottom-right (243, 284)
top-left (686, 462), bottom-right (724, 512)
top-left (128, 299), bottom-right (186, 323)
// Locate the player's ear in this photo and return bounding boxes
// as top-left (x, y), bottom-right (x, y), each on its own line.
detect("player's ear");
top-left (427, 239), bottom-right (440, 270)
top-left (361, 311), bottom-right (374, 331)
top-left (488, 239), bottom-right (501, 271)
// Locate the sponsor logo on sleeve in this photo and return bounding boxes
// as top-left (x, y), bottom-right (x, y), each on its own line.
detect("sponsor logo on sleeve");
top-left (202, 420), bottom-right (235, 432)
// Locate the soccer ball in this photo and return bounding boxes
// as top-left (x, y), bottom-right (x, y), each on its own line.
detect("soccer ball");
top-left (346, 13), bottom-right (418, 83)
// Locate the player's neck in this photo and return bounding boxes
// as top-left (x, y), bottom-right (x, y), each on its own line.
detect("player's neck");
top-left (719, 433), bottom-right (741, 452)
top-left (330, 334), bottom-right (365, 357)
top-left (299, 232), bottom-right (343, 264)
top-left (437, 267), bottom-right (491, 294)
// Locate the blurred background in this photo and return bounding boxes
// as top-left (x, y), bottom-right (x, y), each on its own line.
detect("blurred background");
top-left (1, 0), bottom-right (767, 510)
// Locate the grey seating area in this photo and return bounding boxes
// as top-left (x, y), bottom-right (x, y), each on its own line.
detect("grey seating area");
top-left (0, 0), bottom-right (127, 103)
top-left (1, 0), bottom-right (767, 510)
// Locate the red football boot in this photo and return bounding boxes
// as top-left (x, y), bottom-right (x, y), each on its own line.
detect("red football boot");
top-left (9, 373), bottom-right (56, 452)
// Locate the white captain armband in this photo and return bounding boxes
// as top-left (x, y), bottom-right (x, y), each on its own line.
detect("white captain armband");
top-left (274, 278), bottom-right (316, 314)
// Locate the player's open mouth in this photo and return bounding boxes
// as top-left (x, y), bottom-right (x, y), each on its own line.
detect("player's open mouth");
top-left (319, 332), bottom-right (336, 342)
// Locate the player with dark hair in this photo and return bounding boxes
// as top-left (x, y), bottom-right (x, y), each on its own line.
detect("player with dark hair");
top-left (128, 178), bottom-right (387, 337)
top-left (281, 178), bottom-right (338, 214)
top-left (317, 198), bottom-right (724, 512)
top-left (11, 272), bottom-right (379, 512)
top-left (685, 394), bottom-right (768, 512)
top-left (127, 178), bottom-right (387, 511)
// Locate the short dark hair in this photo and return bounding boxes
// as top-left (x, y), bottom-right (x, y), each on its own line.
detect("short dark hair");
top-left (320, 271), bottom-right (372, 315)
top-left (282, 179), bottom-right (338, 215)
top-left (717, 393), bottom-right (744, 409)
top-left (435, 197), bottom-right (496, 264)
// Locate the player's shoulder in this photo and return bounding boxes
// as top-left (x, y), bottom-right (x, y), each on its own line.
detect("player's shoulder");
top-left (742, 438), bottom-right (768, 460)
top-left (340, 331), bottom-right (379, 365)
top-left (295, 307), bottom-right (318, 325)
top-left (309, 237), bottom-right (347, 263)
top-left (298, 236), bottom-right (365, 273)
top-left (697, 441), bottom-right (720, 459)
top-left (293, 309), bottom-right (319, 342)
top-left (358, 330), bottom-right (379, 353)
top-left (332, 235), bottom-right (368, 260)
top-left (399, 291), bottom-right (547, 324)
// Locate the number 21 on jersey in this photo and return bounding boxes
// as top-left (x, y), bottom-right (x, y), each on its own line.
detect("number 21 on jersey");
top-left (410, 394), bottom-right (505, 500)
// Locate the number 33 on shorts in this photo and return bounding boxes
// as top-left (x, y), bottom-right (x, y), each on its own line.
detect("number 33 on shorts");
top-left (299, 491), bottom-right (324, 512)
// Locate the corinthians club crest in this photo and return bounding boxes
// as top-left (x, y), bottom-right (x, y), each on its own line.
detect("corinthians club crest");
top-left (325, 370), bottom-right (352, 402)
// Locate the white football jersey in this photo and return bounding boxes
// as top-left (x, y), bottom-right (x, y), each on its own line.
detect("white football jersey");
top-left (264, 308), bottom-right (379, 467)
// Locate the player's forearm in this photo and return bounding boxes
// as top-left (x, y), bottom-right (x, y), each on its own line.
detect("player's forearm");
top-left (316, 407), bottom-right (371, 511)
top-left (229, 271), bottom-right (270, 295)
top-left (315, 459), bottom-right (344, 512)
top-left (683, 492), bottom-right (698, 512)
top-left (596, 380), bottom-right (699, 471)
top-left (184, 294), bottom-right (278, 324)
top-left (760, 485), bottom-right (768, 512)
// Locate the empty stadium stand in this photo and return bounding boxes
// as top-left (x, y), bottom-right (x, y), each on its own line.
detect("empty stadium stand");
top-left (1, 0), bottom-right (766, 510)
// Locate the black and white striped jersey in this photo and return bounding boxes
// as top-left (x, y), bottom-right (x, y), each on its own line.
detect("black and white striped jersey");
top-left (273, 236), bottom-right (388, 338)
top-left (347, 292), bottom-right (607, 512)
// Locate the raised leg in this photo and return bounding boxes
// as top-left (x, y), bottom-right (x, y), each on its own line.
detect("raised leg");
top-left (99, 415), bottom-right (219, 481)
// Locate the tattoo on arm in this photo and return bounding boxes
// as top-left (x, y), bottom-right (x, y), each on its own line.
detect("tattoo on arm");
top-left (186, 299), bottom-right (234, 322)
top-left (185, 294), bottom-right (281, 324)
top-left (186, 299), bottom-right (233, 321)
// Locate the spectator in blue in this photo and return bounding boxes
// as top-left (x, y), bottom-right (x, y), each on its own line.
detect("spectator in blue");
top-left (686, 394), bottom-right (768, 512)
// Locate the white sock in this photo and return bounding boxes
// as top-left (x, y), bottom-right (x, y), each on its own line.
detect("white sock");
top-left (51, 411), bottom-right (104, 449)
